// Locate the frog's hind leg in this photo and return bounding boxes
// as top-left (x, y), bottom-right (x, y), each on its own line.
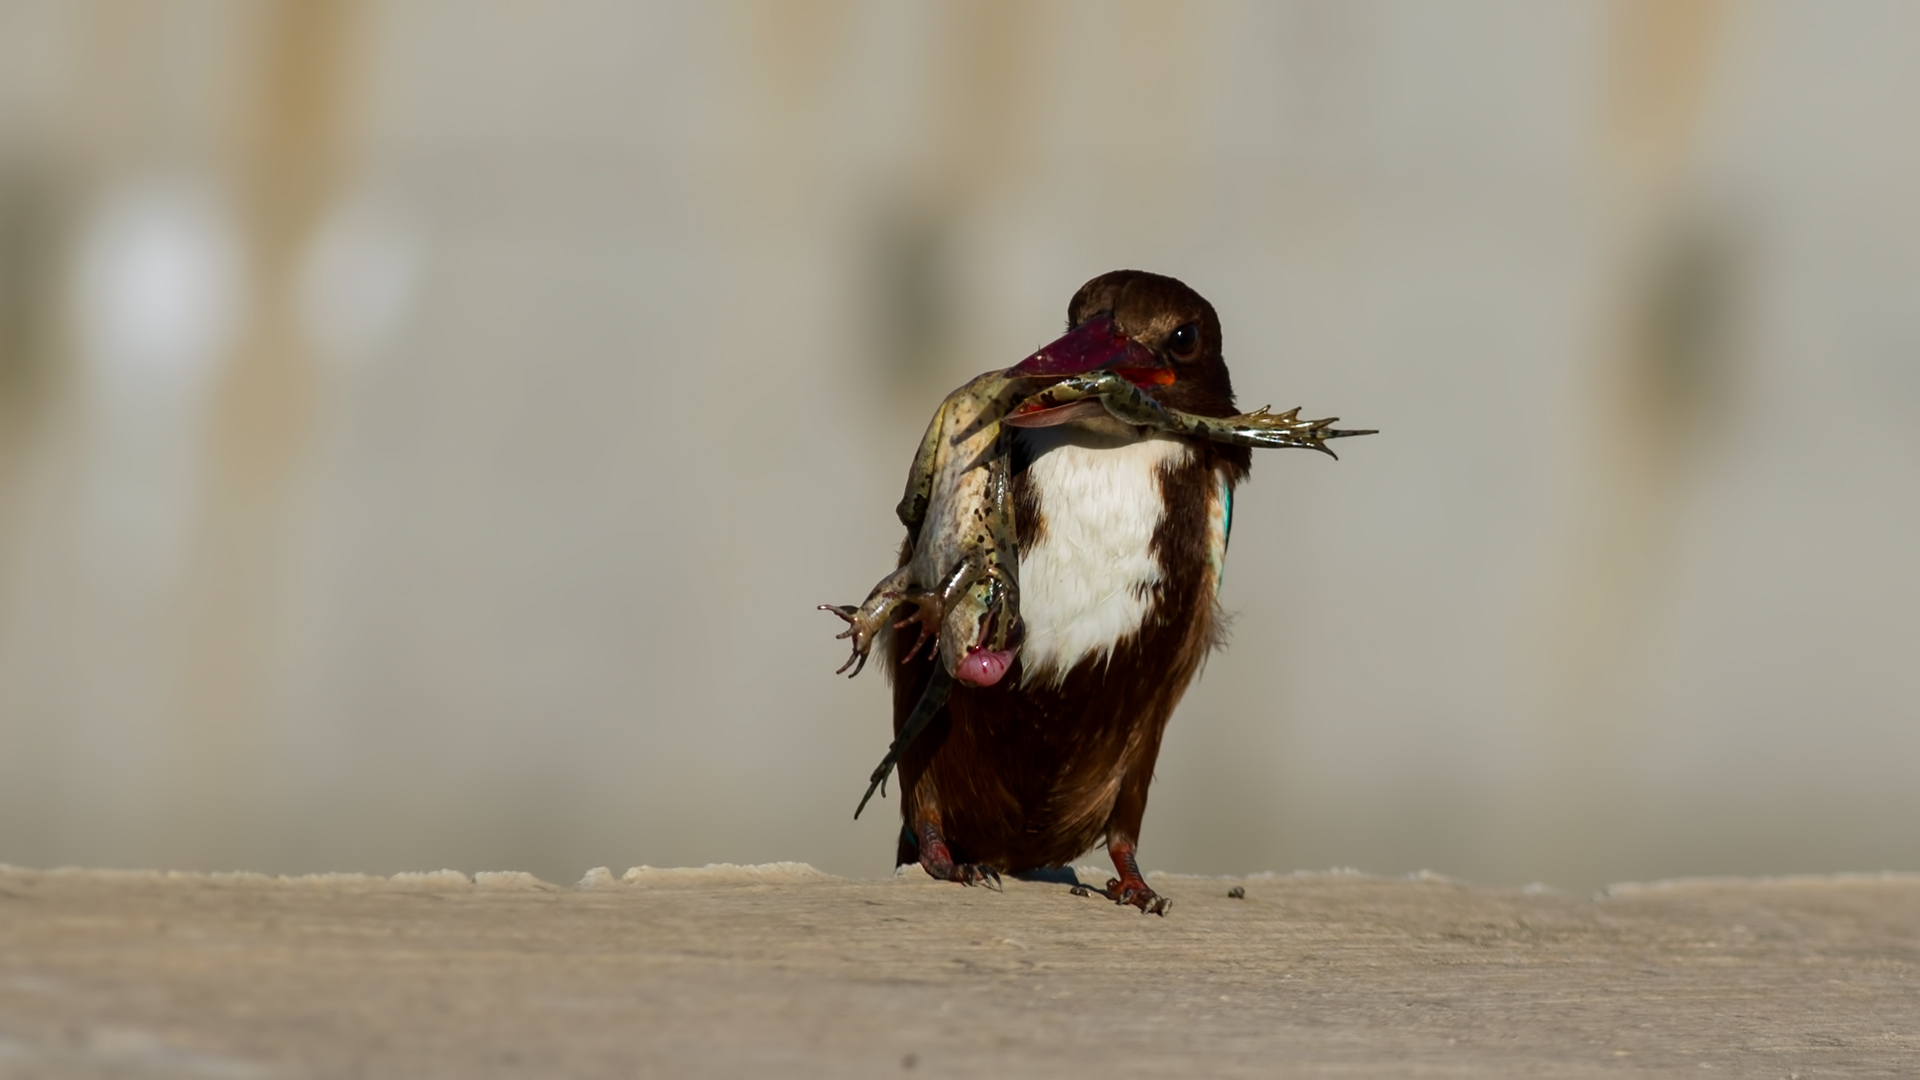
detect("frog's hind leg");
top-left (857, 664), bottom-right (952, 819)
top-left (1004, 370), bottom-right (1176, 430)
top-left (1186, 406), bottom-right (1378, 458)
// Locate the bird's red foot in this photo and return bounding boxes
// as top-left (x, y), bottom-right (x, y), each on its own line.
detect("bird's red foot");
top-left (915, 822), bottom-right (1002, 890)
top-left (1105, 875), bottom-right (1170, 914)
top-left (1104, 839), bottom-right (1171, 915)
top-left (927, 860), bottom-right (1002, 889)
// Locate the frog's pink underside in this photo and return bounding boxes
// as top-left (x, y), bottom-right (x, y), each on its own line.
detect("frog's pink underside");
top-left (956, 648), bottom-right (1014, 687)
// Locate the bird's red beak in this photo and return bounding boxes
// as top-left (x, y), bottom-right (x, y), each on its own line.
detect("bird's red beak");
top-left (1004, 316), bottom-right (1172, 427)
top-left (1008, 315), bottom-right (1153, 377)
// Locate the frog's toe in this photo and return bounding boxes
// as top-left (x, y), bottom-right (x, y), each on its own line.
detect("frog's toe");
top-left (892, 604), bottom-right (943, 665)
top-left (818, 604), bottom-right (877, 677)
top-left (820, 603), bottom-right (855, 626)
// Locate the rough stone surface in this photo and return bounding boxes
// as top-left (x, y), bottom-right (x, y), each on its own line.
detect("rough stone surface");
top-left (0, 865), bottom-right (1915, 1077)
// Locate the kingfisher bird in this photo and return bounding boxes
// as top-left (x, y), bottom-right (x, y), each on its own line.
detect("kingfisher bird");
top-left (890, 269), bottom-right (1295, 914)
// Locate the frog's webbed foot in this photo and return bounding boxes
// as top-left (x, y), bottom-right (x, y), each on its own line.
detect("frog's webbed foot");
top-left (819, 603), bottom-right (883, 677)
top-left (1217, 406), bottom-right (1377, 458)
top-left (891, 594), bottom-right (945, 666)
top-left (820, 568), bottom-right (920, 677)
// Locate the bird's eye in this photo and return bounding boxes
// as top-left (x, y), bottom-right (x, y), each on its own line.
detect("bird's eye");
top-left (1167, 323), bottom-right (1200, 361)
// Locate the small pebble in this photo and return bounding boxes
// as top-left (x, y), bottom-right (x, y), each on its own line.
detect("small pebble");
top-left (1227, 886), bottom-right (1246, 899)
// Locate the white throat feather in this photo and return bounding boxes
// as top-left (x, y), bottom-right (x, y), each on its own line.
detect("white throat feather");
top-left (1014, 429), bottom-right (1189, 687)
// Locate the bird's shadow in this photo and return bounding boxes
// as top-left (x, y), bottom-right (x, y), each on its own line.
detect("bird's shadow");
top-left (1009, 866), bottom-right (1093, 889)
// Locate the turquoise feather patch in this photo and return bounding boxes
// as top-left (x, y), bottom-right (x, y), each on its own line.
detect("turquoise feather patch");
top-left (1210, 473), bottom-right (1233, 594)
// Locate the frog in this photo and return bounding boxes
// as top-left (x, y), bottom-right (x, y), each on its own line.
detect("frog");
top-left (822, 358), bottom-right (1370, 820)
top-left (822, 364), bottom-right (1363, 686)
top-left (818, 369), bottom-right (1024, 688)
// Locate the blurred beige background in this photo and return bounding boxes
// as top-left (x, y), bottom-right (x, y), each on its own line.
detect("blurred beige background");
top-left (0, 0), bottom-right (1914, 891)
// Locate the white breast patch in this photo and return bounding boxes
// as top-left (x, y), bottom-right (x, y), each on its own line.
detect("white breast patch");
top-left (1015, 432), bottom-right (1191, 686)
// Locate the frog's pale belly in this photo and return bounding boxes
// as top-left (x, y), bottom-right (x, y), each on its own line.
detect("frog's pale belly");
top-left (1015, 432), bottom-right (1191, 686)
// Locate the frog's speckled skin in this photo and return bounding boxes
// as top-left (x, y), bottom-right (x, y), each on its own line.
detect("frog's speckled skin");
top-left (822, 369), bottom-right (1026, 683)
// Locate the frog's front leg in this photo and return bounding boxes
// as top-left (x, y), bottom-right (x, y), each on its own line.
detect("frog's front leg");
top-left (826, 547), bottom-right (987, 678)
top-left (819, 564), bottom-right (919, 677)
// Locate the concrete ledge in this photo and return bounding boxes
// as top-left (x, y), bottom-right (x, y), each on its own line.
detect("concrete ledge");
top-left (1, 865), bottom-right (1915, 1077)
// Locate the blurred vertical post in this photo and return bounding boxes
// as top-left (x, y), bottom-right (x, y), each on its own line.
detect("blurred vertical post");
top-left (0, 160), bottom-right (56, 588)
top-left (171, 0), bottom-right (364, 866)
top-left (868, 0), bottom-right (1044, 393)
top-left (1535, 0), bottom-right (1731, 875)
top-left (0, 41), bottom-right (63, 847)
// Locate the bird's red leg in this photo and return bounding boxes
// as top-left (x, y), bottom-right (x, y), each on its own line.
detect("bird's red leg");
top-left (1102, 834), bottom-right (1167, 914)
top-left (1101, 743), bottom-right (1173, 914)
top-left (909, 808), bottom-right (1001, 890)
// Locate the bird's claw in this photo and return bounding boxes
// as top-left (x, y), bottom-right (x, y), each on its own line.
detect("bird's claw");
top-left (1106, 876), bottom-right (1171, 916)
top-left (923, 857), bottom-right (1002, 891)
top-left (912, 814), bottom-right (1002, 891)
top-left (961, 864), bottom-right (1004, 891)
